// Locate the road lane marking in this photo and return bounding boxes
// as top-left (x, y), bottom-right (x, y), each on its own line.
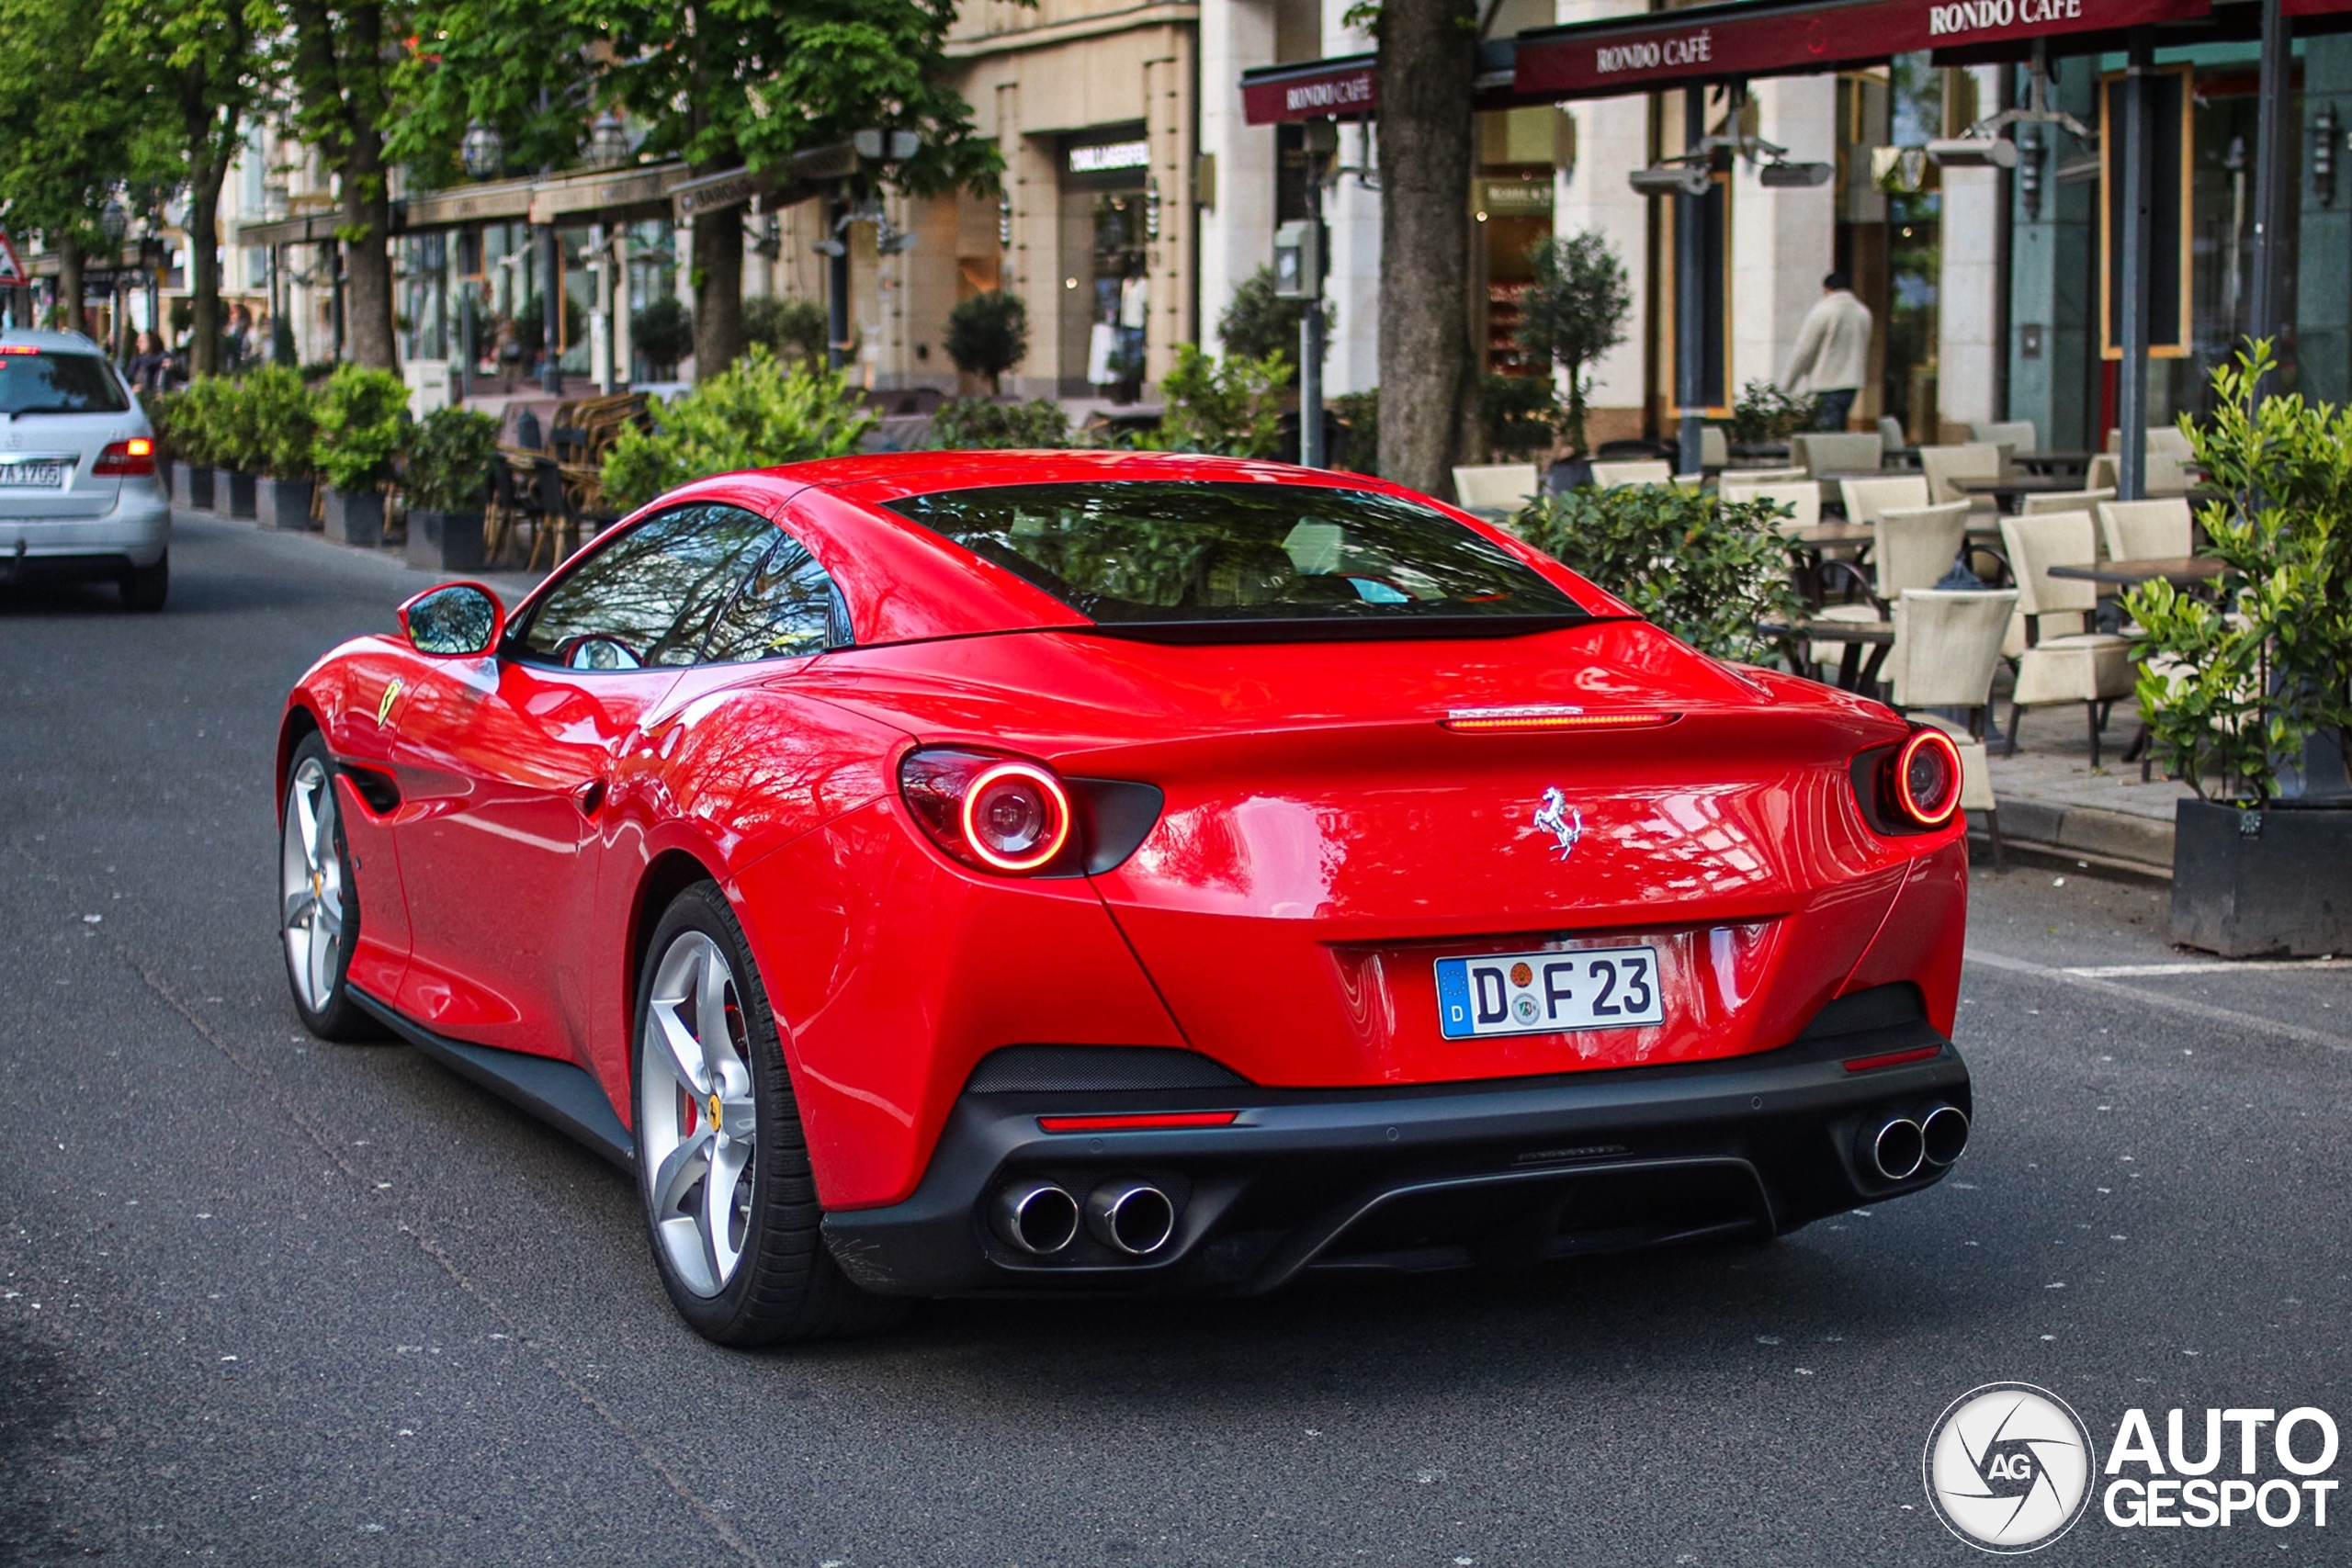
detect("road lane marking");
top-left (1964, 949), bottom-right (2352, 1052)
top-left (2062, 959), bottom-right (2352, 978)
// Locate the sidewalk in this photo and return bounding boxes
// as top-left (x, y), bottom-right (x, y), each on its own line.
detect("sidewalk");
top-left (1984, 701), bottom-right (2192, 879)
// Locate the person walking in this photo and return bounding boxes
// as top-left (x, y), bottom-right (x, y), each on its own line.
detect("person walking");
top-left (1781, 270), bottom-right (1873, 432)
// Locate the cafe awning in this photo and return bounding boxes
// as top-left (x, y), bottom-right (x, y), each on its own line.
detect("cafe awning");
top-left (1512, 0), bottom-right (2210, 100)
top-left (1240, 41), bottom-right (1520, 125)
top-left (670, 142), bottom-right (860, 221)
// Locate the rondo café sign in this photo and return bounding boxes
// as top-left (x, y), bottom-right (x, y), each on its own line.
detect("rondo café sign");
top-left (1516, 0), bottom-right (2210, 97)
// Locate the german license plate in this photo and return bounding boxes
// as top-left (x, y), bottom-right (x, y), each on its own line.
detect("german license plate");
top-left (0, 463), bottom-right (67, 488)
top-left (1435, 945), bottom-right (1663, 1039)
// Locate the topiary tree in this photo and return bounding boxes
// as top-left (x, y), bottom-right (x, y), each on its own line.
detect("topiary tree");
top-left (243, 366), bottom-right (318, 479)
top-left (743, 295), bottom-right (829, 369)
top-left (403, 407), bottom-right (501, 513)
top-left (631, 297), bottom-right (695, 377)
top-left (1514, 231), bottom-right (1634, 457)
top-left (944, 290), bottom-right (1028, 394)
top-left (1216, 265), bottom-right (1328, 385)
top-left (599, 345), bottom-right (877, 512)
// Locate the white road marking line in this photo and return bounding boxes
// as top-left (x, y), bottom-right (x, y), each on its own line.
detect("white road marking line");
top-left (1964, 949), bottom-right (2352, 1052)
top-left (2062, 959), bottom-right (2352, 978)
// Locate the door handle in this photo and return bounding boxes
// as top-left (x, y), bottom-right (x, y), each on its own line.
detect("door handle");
top-left (571, 777), bottom-right (607, 817)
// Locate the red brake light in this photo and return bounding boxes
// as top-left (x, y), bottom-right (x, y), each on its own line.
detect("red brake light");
top-left (1037, 1111), bottom-right (1239, 1133)
top-left (899, 748), bottom-right (1075, 874)
top-left (93, 437), bottom-right (157, 477)
top-left (1885, 727), bottom-right (1962, 829)
top-left (0, 344), bottom-right (39, 355)
top-left (1442, 707), bottom-right (1679, 733)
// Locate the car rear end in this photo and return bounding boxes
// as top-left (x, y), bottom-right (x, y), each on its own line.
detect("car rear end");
top-left (0, 333), bottom-right (168, 593)
top-left (761, 462), bottom-right (1974, 1295)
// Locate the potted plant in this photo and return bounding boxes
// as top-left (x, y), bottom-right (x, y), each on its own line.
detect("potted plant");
top-left (312, 365), bottom-right (411, 547)
top-left (1515, 483), bottom-right (1804, 664)
top-left (245, 367), bottom-right (318, 530)
top-left (1148, 345), bottom-right (1288, 458)
top-left (600, 345), bottom-right (876, 512)
top-left (402, 406), bottom-right (500, 570)
top-left (167, 378), bottom-right (220, 511)
top-left (1726, 380), bottom-right (1822, 449)
top-left (2127, 343), bottom-right (2352, 956)
top-left (926, 397), bottom-right (1071, 450)
top-left (1513, 231), bottom-right (1634, 479)
top-left (209, 377), bottom-right (261, 520)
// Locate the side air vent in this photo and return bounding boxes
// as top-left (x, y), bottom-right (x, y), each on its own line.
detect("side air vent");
top-left (1796, 983), bottom-right (1927, 1040)
top-left (967, 1044), bottom-right (1250, 1094)
top-left (340, 764), bottom-right (402, 815)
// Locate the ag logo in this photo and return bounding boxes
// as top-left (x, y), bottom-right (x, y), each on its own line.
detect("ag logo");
top-left (1924, 1382), bottom-right (2096, 1552)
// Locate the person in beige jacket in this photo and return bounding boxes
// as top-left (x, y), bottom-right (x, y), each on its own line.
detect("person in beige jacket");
top-left (1781, 270), bottom-right (1873, 431)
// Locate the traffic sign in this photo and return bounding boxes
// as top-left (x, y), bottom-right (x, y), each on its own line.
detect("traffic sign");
top-left (0, 229), bottom-right (24, 286)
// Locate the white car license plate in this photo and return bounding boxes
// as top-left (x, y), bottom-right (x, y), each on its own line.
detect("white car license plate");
top-left (0, 462), bottom-right (67, 488)
top-left (1435, 945), bottom-right (1663, 1039)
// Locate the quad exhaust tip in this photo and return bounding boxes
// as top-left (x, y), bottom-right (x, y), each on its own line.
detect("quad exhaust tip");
top-left (1921, 1104), bottom-right (1971, 1168)
top-left (1086, 1180), bottom-right (1176, 1257)
top-left (995, 1180), bottom-right (1081, 1255)
top-left (1865, 1117), bottom-right (1926, 1182)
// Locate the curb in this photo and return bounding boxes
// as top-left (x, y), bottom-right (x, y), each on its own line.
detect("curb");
top-left (1987, 795), bottom-right (2174, 882)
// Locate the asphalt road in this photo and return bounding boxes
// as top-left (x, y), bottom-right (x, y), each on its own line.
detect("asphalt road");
top-left (4, 512), bottom-right (2348, 1566)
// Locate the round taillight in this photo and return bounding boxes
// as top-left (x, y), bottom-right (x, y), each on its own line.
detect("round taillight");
top-left (1893, 728), bottom-right (1962, 828)
top-left (957, 761), bottom-right (1071, 873)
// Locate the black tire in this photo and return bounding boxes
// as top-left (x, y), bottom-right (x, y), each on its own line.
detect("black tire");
top-left (119, 551), bottom-right (168, 612)
top-left (633, 882), bottom-right (912, 1347)
top-left (279, 731), bottom-right (378, 1041)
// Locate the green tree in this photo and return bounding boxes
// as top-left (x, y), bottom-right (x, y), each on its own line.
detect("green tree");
top-left (395, 0), bottom-right (1006, 379)
top-left (1216, 265), bottom-right (1328, 383)
top-left (277, 0), bottom-right (401, 367)
top-left (1150, 345), bottom-right (1289, 458)
top-left (944, 290), bottom-right (1027, 393)
top-left (0, 0), bottom-right (144, 337)
top-left (1513, 232), bottom-right (1632, 457)
top-left (103, 0), bottom-right (276, 377)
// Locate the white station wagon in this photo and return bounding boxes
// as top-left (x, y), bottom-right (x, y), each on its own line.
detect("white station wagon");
top-left (0, 330), bottom-right (169, 609)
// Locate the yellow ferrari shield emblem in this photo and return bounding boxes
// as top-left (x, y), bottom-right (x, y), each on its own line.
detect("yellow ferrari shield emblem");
top-left (376, 677), bottom-right (404, 727)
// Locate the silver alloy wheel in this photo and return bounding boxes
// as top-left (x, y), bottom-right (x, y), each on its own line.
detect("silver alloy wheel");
top-left (639, 931), bottom-right (760, 1298)
top-left (280, 755), bottom-right (346, 1012)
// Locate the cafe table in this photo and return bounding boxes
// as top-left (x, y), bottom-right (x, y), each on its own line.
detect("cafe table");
top-left (2046, 557), bottom-right (2225, 591)
top-left (1759, 617), bottom-right (1894, 692)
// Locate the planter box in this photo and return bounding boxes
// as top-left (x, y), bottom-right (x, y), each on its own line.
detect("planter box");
top-left (405, 507), bottom-right (486, 573)
top-left (322, 487), bottom-right (385, 547)
top-left (2172, 799), bottom-right (2352, 957)
top-left (215, 468), bottom-right (256, 520)
top-left (255, 477), bottom-right (317, 531)
top-left (175, 462), bottom-right (214, 511)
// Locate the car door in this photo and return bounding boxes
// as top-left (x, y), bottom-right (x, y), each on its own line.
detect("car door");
top-left (383, 502), bottom-right (779, 1058)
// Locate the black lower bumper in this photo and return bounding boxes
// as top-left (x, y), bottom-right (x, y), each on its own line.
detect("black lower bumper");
top-left (821, 987), bottom-right (1971, 1297)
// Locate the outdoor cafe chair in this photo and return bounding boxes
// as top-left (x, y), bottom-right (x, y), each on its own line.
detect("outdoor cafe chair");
top-left (1971, 419), bottom-right (2039, 454)
top-left (1838, 474), bottom-right (1930, 526)
top-left (1719, 479), bottom-right (1820, 532)
top-left (1888, 587), bottom-right (2018, 868)
top-left (1878, 415), bottom-right (1907, 454)
top-left (1792, 431), bottom-right (1883, 481)
top-left (1808, 502), bottom-right (1967, 671)
top-left (1700, 426), bottom-right (1729, 468)
top-left (2021, 487), bottom-right (2115, 516)
top-left (1920, 443), bottom-right (2004, 508)
top-left (1589, 459), bottom-right (1674, 489)
top-left (2096, 496), bottom-right (2195, 563)
top-left (1996, 510), bottom-right (2137, 768)
top-left (1451, 462), bottom-right (1539, 518)
top-left (2106, 425), bottom-right (2195, 459)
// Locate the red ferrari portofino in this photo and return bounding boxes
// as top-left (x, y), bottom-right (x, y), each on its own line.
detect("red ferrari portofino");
top-left (278, 451), bottom-right (1972, 1344)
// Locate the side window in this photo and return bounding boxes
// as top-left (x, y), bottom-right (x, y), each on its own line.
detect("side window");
top-left (702, 534), bottom-right (852, 662)
top-left (514, 504), bottom-right (775, 670)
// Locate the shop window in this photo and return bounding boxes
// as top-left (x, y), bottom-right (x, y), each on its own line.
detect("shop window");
top-left (1059, 127), bottom-right (1152, 400)
top-left (1475, 107), bottom-right (1562, 378)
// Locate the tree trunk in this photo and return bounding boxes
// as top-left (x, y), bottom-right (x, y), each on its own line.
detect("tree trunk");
top-left (185, 159), bottom-right (232, 378)
top-left (692, 206), bottom-right (745, 378)
top-left (1374, 0), bottom-right (1479, 498)
top-left (55, 231), bottom-right (85, 337)
top-left (339, 4), bottom-right (397, 370)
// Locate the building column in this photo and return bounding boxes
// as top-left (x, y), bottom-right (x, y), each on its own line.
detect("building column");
top-left (1938, 64), bottom-right (2006, 441)
top-left (2298, 37), bottom-right (2352, 408)
top-left (1198, 0), bottom-right (1278, 360)
top-left (1731, 74), bottom-right (1838, 406)
top-left (1320, 2), bottom-right (1381, 395)
top-left (1144, 28), bottom-right (1198, 387)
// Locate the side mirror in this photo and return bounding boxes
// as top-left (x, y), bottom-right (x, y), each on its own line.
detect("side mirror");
top-left (399, 581), bottom-right (505, 657)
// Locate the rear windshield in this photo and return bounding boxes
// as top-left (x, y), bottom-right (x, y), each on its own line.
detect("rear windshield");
top-left (886, 480), bottom-right (1587, 638)
top-left (0, 351), bottom-right (130, 415)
